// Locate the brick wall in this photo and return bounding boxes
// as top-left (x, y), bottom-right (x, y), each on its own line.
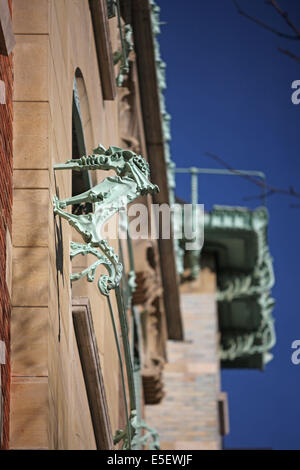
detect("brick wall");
top-left (146, 289), bottom-right (222, 450)
top-left (0, 0), bottom-right (13, 450)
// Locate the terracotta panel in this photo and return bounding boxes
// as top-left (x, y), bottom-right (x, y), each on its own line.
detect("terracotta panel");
top-left (13, 35), bottom-right (48, 101)
top-left (12, 247), bottom-right (48, 306)
top-left (13, 0), bottom-right (48, 34)
top-left (10, 377), bottom-right (48, 449)
top-left (14, 102), bottom-right (49, 170)
top-left (12, 189), bottom-right (48, 246)
top-left (13, 170), bottom-right (49, 189)
top-left (11, 307), bottom-right (48, 376)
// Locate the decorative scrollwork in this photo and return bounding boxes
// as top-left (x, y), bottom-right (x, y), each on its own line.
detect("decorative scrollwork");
top-left (54, 145), bottom-right (160, 448)
top-left (217, 243), bottom-right (275, 302)
top-left (126, 270), bottom-right (137, 310)
top-left (220, 318), bottom-right (276, 362)
top-left (220, 294), bottom-right (276, 362)
top-left (70, 241), bottom-right (123, 296)
top-left (114, 24), bottom-right (134, 87)
top-left (114, 410), bottom-right (160, 450)
top-left (54, 144), bottom-right (159, 295)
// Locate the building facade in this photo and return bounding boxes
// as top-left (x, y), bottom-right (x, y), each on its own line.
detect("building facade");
top-left (0, 0), bottom-right (275, 450)
top-left (0, 0), bottom-right (14, 450)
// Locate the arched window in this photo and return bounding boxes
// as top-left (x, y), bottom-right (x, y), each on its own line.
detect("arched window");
top-left (72, 69), bottom-right (92, 213)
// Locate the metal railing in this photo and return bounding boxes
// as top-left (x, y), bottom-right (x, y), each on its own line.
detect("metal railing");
top-left (174, 167), bottom-right (267, 206)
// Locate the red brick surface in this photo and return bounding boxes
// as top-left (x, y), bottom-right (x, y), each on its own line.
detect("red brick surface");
top-left (146, 293), bottom-right (221, 450)
top-left (0, 0), bottom-right (13, 450)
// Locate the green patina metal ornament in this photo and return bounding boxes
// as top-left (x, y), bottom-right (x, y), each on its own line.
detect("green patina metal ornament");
top-left (114, 20), bottom-right (134, 87)
top-left (107, 0), bottom-right (134, 87)
top-left (149, 0), bottom-right (276, 369)
top-left (54, 144), bottom-right (159, 449)
top-left (204, 206), bottom-right (276, 367)
top-left (220, 292), bottom-right (276, 364)
top-left (54, 144), bottom-right (158, 295)
top-left (150, 1), bottom-right (185, 275)
top-left (173, 199), bottom-right (276, 367)
top-left (69, 241), bottom-right (122, 296)
top-left (126, 270), bottom-right (136, 309)
top-left (114, 410), bottom-right (160, 450)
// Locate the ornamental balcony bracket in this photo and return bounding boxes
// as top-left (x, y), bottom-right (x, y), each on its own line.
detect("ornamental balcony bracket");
top-left (204, 206), bottom-right (276, 366)
top-left (114, 23), bottom-right (134, 87)
top-left (54, 146), bottom-right (159, 449)
top-left (106, 1), bottom-right (134, 86)
top-left (108, 0), bottom-right (134, 88)
top-left (205, 206), bottom-right (275, 302)
top-left (53, 144), bottom-right (159, 295)
top-left (220, 294), bottom-right (276, 365)
top-left (216, 244), bottom-right (275, 303)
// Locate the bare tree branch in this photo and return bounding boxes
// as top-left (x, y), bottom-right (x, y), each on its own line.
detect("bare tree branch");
top-left (278, 46), bottom-right (300, 64)
top-left (267, 0), bottom-right (300, 39)
top-left (205, 152), bottom-right (300, 201)
top-left (243, 190), bottom-right (276, 202)
top-left (233, 0), bottom-right (300, 40)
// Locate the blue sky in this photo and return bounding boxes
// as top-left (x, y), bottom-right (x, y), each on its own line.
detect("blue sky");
top-left (156, 0), bottom-right (300, 450)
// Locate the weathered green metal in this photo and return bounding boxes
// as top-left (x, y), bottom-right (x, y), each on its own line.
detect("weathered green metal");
top-left (220, 293), bottom-right (276, 364)
top-left (106, 0), bottom-right (116, 18)
top-left (216, 249), bottom-right (274, 302)
top-left (112, 241), bottom-right (160, 450)
top-left (113, 0), bottom-right (134, 87)
top-left (125, 232), bottom-right (137, 310)
top-left (107, 294), bottom-right (132, 449)
top-left (150, 1), bottom-right (184, 276)
top-left (150, 1), bottom-right (171, 164)
top-left (185, 249), bottom-right (201, 280)
top-left (54, 144), bottom-right (158, 294)
top-left (175, 167), bottom-right (266, 181)
top-left (118, 238), bottom-right (136, 312)
top-left (150, 0), bottom-right (275, 368)
top-left (54, 145), bottom-right (158, 193)
top-left (114, 410), bottom-right (160, 450)
top-left (173, 197), bottom-right (276, 367)
top-left (70, 241), bottom-right (122, 296)
top-left (126, 239), bottom-right (160, 450)
top-left (114, 303), bottom-right (160, 451)
top-left (204, 205), bottom-right (273, 279)
top-left (204, 205), bottom-right (276, 367)
top-left (116, 286), bottom-right (136, 412)
top-left (54, 144), bottom-right (159, 449)
top-left (173, 167), bottom-right (268, 278)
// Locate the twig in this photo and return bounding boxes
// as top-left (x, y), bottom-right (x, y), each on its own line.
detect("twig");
top-left (205, 152), bottom-right (300, 201)
top-left (267, 0), bottom-right (300, 39)
top-left (233, 0), bottom-right (300, 40)
top-left (243, 190), bottom-right (276, 202)
top-left (278, 47), bottom-right (300, 65)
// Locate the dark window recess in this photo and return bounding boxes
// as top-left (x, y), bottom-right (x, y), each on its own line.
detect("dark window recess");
top-left (72, 91), bottom-right (92, 215)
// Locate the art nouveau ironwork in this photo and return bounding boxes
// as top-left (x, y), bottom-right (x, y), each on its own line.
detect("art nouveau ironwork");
top-left (54, 144), bottom-right (159, 449)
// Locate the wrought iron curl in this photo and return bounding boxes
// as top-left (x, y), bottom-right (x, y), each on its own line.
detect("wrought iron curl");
top-left (53, 144), bottom-right (159, 449)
